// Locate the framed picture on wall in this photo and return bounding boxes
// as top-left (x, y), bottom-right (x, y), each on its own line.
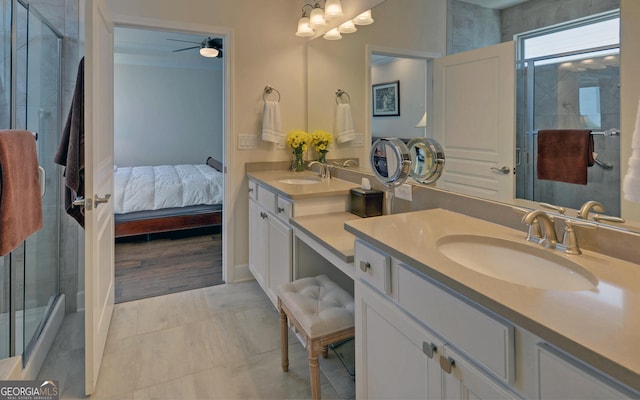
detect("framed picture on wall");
top-left (372, 81), bottom-right (400, 117)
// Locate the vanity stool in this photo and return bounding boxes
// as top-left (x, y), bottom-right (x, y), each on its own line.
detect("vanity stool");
top-left (278, 274), bottom-right (355, 400)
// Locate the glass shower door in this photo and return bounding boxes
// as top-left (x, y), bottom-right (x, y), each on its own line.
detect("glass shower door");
top-left (16, 2), bottom-right (62, 362)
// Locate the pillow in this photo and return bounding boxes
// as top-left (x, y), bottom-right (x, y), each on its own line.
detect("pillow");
top-left (206, 157), bottom-right (224, 172)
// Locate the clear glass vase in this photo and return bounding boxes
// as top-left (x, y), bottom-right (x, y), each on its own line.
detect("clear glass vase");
top-left (292, 152), bottom-right (305, 172)
top-left (318, 150), bottom-right (327, 164)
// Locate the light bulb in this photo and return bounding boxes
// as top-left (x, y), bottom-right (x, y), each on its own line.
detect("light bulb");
top-left (200, 48), bottom-right (219, 57)
top-left (296, 16), bottom-right (314, 37)
top-left (324, 0), bottom-right (343, 19)
top-left (323, 28), bottom-right (342, 40)
top-left (309, 6), bottom-right (327, 28)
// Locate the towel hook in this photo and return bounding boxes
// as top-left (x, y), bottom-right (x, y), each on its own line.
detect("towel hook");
top-left (335, 89), bottom-right (351, 104)
top-left (263, 85), bottom-right (281, 102)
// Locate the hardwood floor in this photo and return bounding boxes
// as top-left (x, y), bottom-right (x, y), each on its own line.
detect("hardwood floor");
top-left (114, 227), bottom-right (224, 303)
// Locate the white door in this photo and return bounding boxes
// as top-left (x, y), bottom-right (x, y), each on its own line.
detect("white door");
top-left (83, 0), bottom-right (115, 394)
top-left (433, 41), bottom-right (516, 201)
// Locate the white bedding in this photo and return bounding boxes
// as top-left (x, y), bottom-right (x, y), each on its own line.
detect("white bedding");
top-left (114, 164), bottom-right (223, 214)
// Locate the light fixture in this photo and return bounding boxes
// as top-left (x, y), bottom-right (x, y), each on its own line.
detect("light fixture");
top-left (309, 2), bottom-right (327, 29)
top-left (296, 4), bottom-right (315, 37)
top-left (323, 28), bottom-right (342, 40)
top-left (324, 0), bottom-right (343, 20)
top-left (338, 20), bottom-right (357, 33)
top-left (416, 112), bottom-right (427, 128)
top-left (353, 9), bottom-right (374, 25)
top-left (199, 38), bottom-right (223, 58)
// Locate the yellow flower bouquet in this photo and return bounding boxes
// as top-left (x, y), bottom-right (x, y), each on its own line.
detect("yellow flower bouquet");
top-left (310, 130), bottom-right (333, 163)
top-left (286, 130), bottom-right (311, 172)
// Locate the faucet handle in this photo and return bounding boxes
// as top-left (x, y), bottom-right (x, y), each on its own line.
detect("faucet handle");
top-left (592, 214), bottom-right (625, 224)
top-left (512, 207), bottom-right (543, 241)
top-left (562, 220), bottom-right (597, 255)
top-left (540, 202), bottom-right (566, 215)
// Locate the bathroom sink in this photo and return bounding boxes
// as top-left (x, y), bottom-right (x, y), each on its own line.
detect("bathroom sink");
top-left (277, 176), bottom-right (322, 185)
top-left (436, 235), bottom-right (598, 291)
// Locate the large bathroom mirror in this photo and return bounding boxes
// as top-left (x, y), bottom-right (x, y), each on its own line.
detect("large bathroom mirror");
top-left (306, 0), bottom-right (640, 232)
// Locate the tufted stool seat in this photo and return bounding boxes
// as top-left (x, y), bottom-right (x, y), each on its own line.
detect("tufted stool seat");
top-left (278, 274), bottom-right (355, 400)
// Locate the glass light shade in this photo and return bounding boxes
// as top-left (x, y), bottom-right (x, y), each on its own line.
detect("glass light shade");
top-left (416, 112), bottom-right (427, 128)
top-left (353, 9), bottom-right (374, 25)
top-left (309, 7), bottom-right (327, 28)
top-left (323, 28), bottom-right (342, 40)
top-left (296, 17), bottom-right (315, 37)
top-left (200, 47), bottom-right (219, 57)
top-left (338, 20), bottom-right (357, 33)
top-left (324, 0), bottom-right (343, 19)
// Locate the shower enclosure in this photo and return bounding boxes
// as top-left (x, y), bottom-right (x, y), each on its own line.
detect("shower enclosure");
top-left (0, 0), bottom-right (63, 374)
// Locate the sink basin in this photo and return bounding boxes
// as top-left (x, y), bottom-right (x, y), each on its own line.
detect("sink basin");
top-left (436, 235), bottom-right (598, 291)
top-left (277, 176), bottom-right (322, 185)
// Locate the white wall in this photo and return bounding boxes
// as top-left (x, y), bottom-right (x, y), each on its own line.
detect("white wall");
top-left (114, 62), bottom-right (223, 166)
top-left (371, 58), bottom-right (427, 139)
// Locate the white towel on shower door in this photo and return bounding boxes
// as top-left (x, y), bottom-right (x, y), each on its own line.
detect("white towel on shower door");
top-left (623, 98), bottom-right (640, 203)
top-left (262, 100), bottom-right (283, 144)
top-left (335, 103), bottom-right (356, 143)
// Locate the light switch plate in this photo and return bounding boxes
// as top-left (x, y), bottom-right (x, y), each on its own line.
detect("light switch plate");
top-left (238, 134), bottom-right (258, 150)
top-left (395, 183), bottom-right (413, 201)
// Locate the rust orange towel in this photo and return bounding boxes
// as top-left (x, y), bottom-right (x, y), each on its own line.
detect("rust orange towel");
top-left (0, 130), bottom-right (43, 255)
top-left (537, 129), bottom-right (593, 185)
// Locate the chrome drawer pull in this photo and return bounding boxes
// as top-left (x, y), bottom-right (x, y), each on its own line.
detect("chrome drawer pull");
top-left (439, 356), bottom-right (455, 374)
top-left (422, 342), bottom-right (438, 359)
top-left (359, 261), bottom-right (371, 272)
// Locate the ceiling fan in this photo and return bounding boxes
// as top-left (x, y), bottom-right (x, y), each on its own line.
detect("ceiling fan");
top-left (168, 37), bottom-right (223, 58)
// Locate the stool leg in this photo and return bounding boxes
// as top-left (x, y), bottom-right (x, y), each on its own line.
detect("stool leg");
top-left (308, 339), bottom-right (321, 400)
top-left (279, 303), bottom-right (289, 372)
top-left (321, 345), bottom-right (328, 359)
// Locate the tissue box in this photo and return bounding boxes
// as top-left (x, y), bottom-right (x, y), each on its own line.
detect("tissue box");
top-left (350, 188), bottom-right (383, 218)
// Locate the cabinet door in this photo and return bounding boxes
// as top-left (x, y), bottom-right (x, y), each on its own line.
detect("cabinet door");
top-left (441, 345), bottom-right (521, 400)
top-left (248, 199), bottom-right (268, 291)
top-left (356, 281), bottom-right (442, 400)
top-left (266, 213), bottom-right (292, 306)
top-left (537, 344), bottom-right (636, 400)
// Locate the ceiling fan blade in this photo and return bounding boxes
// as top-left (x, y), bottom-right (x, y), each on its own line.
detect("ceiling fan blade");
top-left (167, 38), bottom-right (201, 44)
top-left (172, 46), bottom-right (200, 52)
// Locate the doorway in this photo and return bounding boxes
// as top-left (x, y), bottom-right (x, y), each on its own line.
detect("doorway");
top-left (112, 26), bottom-right (226, 302)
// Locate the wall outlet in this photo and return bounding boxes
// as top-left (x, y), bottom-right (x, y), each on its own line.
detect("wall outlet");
top-left (394, 183), bottom-right (413, 201)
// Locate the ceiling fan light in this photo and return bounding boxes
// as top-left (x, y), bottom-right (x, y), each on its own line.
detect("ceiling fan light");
top-left (324, 0), bottom-right (343, 19)
top-left (296, 16), bottom-right (315, 37)
top-left (323, 28), bottom-right (342, 40)
top-left (309, 6), bottom-right (327, 28)
top-left (338, 20), bottom-right (357, 33)
top-left (353, 9), bottom-right (374, 25)
top-left (200, 47), bottom-right (219, 58)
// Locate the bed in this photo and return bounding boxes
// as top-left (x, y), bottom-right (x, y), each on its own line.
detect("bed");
top-left (113, 158), bottom-right (223, 238)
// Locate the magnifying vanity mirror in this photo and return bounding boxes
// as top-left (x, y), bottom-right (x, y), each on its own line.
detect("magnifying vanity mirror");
top-left (407, 137), bottom-right (445, 184)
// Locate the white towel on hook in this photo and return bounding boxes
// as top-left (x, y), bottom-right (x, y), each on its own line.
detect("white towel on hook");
top-left (262, 100), bottom-right (283, 144)
top-left (335, 103), bottom-right (356, 143)
top-left (623, 98), bottom-right (640, 203)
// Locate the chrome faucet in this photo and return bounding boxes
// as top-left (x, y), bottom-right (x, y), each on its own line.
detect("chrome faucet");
top-left (577, 200), bottom-right (605, 220)
top-left (522, 210), bottom-right (558, 249)
top-left (307, 161), bottom-right (331, 179)
top-left (342, 159), bottom-right (358, 167)
top-left (561, 220), bottom-right (597, 255)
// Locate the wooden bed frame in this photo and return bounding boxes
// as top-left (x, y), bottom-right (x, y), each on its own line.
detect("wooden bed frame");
top-left (114, 207), bottom-right (222, 238)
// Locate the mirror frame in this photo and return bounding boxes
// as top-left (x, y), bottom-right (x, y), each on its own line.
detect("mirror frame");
top-left (407, 137), bottom-right (445, 184)
top-left (370, 138), bottom-right (411, 186)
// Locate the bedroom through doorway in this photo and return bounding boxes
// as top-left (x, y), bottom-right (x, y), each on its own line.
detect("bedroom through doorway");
top-left (112, 27), bottom-right (225, 303)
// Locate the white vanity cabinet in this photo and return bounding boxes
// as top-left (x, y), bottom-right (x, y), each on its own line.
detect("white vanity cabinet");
top-left (353, 238), bottom-right (639, 399)
top-left (248, 178), bottom-right (350, 308)
top-left (248, 180), bottom-right (292, 307)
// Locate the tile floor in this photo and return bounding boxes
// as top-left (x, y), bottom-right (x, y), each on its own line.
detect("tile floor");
top-left (37, 281), bottom-right (355, 399)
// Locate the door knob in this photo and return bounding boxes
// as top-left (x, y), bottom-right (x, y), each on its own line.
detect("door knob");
top-left (94, 194), bottom-right (111, 207)
top-left (491, 166), bottom-right (511, 174)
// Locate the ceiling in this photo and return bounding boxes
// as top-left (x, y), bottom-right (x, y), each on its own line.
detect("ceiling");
top-left (114, 27), bottom-right (222, 70)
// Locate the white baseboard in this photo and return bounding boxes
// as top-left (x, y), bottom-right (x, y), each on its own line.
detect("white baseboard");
top-left (76, 290), bottom-right (84, 312)
top-left (230, 263), bottom-right (254, 283)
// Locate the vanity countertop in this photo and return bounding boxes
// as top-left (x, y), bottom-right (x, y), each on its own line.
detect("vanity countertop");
top-left (291, 212), bottom-right (361, 263)
top-left (345, 208), bottom-right (640, 391)
top-left (247, 170), bottom-right (357, 199)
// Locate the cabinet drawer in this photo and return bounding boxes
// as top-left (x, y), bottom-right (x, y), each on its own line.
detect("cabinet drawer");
top-left (397, 265), bottom-right (515, 384)
top-left (275, 196), bottom-right (293, 221)
top-left (355, 240), bottom-right (391, 295)
top-left (248, 180), bottom-right (257, 201)
top-left (257, 184), bottom-right (276, 212)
